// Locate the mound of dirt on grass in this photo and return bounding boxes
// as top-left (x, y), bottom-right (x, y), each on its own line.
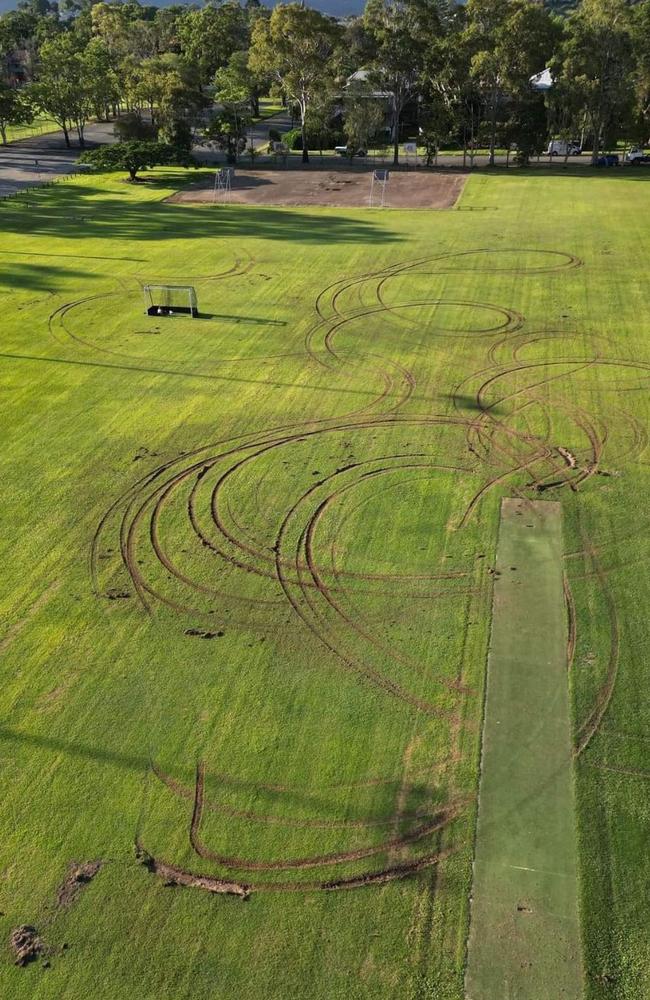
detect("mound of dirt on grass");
top-left (55, 860), bottom-right (102, 910)
top-left (168, 168), bottom-right (466, 210)
top-left (135, 844), bottom-right (250, 899)
top-left (10, 925), bottom-right (45, 966)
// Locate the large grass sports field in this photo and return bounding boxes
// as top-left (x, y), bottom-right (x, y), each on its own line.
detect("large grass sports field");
top-left (1, 166), bottom-right (650, 999)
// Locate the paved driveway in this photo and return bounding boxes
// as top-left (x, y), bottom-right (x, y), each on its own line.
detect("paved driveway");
top-left (0, 119), bottom-right (117, 197)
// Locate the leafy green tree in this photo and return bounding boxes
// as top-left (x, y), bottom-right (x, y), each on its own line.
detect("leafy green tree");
top-left (212, 54), bottom-right (254, 161)
top-left (249, 3), bottom-right (340, 164)
top-left (0, 81), bottom-right (33, 143)
top-left (203, 107), bottom-right (251, 163)
top-left (81, 36), bottom-right (120, 121)
top-left (343, 79), bottom-right (384, 155)
top-left (153, 6), bottom-right (185, 56)
top-left (497, 0), bottom-right (559, 164)
top-left (178, 2), bottom-right (249, 88)
top-left (422, 11), bottom-right (483, 167)
top-left (91, 2), bottom-right (158, 67)
top-left (552, 0), bottom-right (634, 163)
top-left (30, 33), bottom-right (91, 146)
top-left (630, 0), bottom-right (650, 147)
top-left (122, 52), bottom-right (206, 140)
top-left (113, 111), bottom-right (155, 142)
top-left (364, 0), bottom-right (442, 166)
top-left (79, 139), bottom-right (196, 182)
top-left (305, 85), bottom-right (338, 158)
top-left (0, 8), bottom-right (47, 85)
top-left (463, 0), bottom-right (509, 166)
top-left (217, 48), bottom-right (267, 117)
top-left (503, 91), bottom-right (548, 165)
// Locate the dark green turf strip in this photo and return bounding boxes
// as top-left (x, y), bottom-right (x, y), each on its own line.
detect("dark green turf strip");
top-left (465, 498), bottom-right (583, 1000)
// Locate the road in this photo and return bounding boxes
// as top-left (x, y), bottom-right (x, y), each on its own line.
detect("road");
top-left (0, 118), bottom-right (118, 197)
top-left (0, 111), bottom-right (643, 197)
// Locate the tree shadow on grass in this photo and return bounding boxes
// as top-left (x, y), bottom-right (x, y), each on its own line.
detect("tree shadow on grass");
top-left (0, 260), bottom-right (91, 292)
top-left (0, 182), bottom-right (403, 246)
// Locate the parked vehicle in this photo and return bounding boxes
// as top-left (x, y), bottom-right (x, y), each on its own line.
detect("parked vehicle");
top-left (335, 145), bottom-right (367, 158)
top-left (626, 147), bottom-right (650, 164)
top-left (596, 154), bottom-right (620, 167)
top-left (547, 139), bottom-right (582, 156)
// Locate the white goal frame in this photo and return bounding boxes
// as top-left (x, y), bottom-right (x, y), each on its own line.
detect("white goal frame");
top-left (369, 169), bottom-right (389, 208)
top-left (143, 284), bottom-right (199, 318)
top-left (213, 167), bottom-right (233, 203)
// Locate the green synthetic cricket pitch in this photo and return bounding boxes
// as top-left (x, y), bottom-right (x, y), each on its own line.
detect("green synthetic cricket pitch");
top-left (466, 498), bottom-right (582, 1000)
top-left (1, 165), bottom-right (650, 999)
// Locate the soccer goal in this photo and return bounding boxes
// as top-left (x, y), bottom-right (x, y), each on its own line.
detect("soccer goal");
top-left (369, 169), bottom-right (389, 208)
top-left (143, 284), bottom-right (199, 318)
top-left (213, 167), bottom-right (233, 203)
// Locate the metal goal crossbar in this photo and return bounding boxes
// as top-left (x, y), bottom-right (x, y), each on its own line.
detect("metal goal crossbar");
top-left (143, 284), bottom-right (199, 318)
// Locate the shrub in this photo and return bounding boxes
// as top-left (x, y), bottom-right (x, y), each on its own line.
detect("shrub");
top-left (282, 127), bottom-right (303, 150)
top-left (159, 119), bottom-right (194, 152)
top-left (281, 127), bottom-right (344, 152)
top-left (113, 113), bottom-right (155, 143)
top-left (79, 141), bottom-right (197, 182)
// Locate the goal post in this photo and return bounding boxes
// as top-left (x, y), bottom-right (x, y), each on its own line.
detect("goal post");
top-left (369, 169), bottom-right (389, 208)
top-left (143, 284), bottom-right (199, 318)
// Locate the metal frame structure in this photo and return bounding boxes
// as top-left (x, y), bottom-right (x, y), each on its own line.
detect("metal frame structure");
top-left (213, 167), bottom-right (233, 203)
top-left (143, 284), bottom-right (199, 318)
top-left (369, 169), bottom-right (389, 208)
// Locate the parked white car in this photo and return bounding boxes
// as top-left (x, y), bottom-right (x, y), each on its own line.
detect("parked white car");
top-left (547, 139), bottom-right (582, 156)
top-left (626, 147), bottom-right (650, 163)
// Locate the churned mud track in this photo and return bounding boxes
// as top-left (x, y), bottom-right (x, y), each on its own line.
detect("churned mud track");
top-left (563, 572), bottom-right (577, 670)
top-left (96, 415), bottom-right (474, 599)
top-left (297, 460), bottom-right (478, 695)
top-left (185, 762), bottom-right (468, 873)
top-left (449, 355), bottom-right (620, 510)
top-left (273, 477), bottom-right (453, 717)
top-left (573, 540), bottom-right (621, 757)
top-left (209, 445), bottom-right (473, 601)
top-left (95, 247), bottom-right (591, 612)
top-left (324, 473), bottom-right (474, 631)
top-left (135, 841), bottom-right (251, 898)
top-left (93, 418), bottom-right (388, 606)
top-left (136, 839), bottom-right (455, 894)
top-left (314, 250), bottom-right (582, 326)
top-left (133, 255), bottom-right (255, 285)
top-left (95, 414), bottom-right (483, 717)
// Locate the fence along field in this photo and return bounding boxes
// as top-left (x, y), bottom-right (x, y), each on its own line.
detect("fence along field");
top-left (0, 167), bottom-right (649, 998)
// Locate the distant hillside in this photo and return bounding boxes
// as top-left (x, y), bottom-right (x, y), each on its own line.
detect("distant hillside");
top-left (0, 0), bottom-right (365, 16)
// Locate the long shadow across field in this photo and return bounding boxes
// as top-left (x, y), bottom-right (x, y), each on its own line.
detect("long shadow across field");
top-left (0, 724), bottom-right (433, 822)
top-left (0, 184), bottom-right (402, 246)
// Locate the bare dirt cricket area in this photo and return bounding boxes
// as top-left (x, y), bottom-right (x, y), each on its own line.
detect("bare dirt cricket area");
top-left (168, 167), bottom-right (466, 209)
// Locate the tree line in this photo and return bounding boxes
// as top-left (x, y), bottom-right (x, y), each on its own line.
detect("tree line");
top-left (1, 0), bottom-right (649, 167)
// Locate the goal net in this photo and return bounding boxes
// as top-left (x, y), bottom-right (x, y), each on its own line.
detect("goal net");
top-left (143, 284), bottom-right (198, 318)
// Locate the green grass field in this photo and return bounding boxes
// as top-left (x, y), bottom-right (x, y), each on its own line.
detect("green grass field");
top-left (1, 166), bottom-right (650, 999)
top-left (3, 113), bottom-right (60, 145)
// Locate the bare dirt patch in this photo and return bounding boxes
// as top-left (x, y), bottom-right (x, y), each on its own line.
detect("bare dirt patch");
top-left (10, 925), bottom-right (45, 966)
top-left (55, 860), bottom-right (103, 910)
top-left (168, 168), bottom-right (466, 210)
